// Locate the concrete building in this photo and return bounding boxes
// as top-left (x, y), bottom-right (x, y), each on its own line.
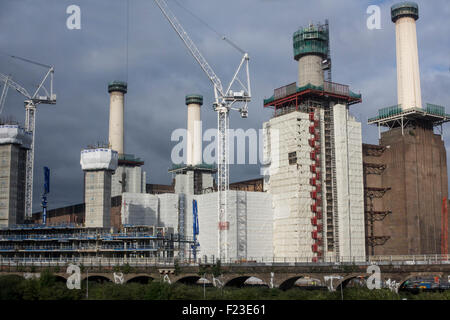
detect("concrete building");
top-left (80, 148), bottom-right (118, 229)
top-left (0, 125), bottom-right (32, 227)
top-left (107, 81), bottom-right (147, 198)
top-left (263, 22), bottom-right (366, 262)
top-left (367, 2), bottom-right (450, 255)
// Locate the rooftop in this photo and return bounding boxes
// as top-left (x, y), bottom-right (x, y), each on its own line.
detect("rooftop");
top-left (264, 81), bottom-right (362, 110)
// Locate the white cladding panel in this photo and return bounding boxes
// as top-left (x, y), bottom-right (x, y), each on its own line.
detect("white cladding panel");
top-left (0, 125), bottom-right (32, 149)
top-left (80, 149), bottom-right (118, 171)
top-left (264, 111), bottom-right (314, 259)
top-left (333, 104), bottom-right (366, 261)
top-left (121, 192), bottom-right (158, 226)
top-left (158, 193), bottom-right (179, 229)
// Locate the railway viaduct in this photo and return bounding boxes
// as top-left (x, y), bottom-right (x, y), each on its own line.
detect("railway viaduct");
top-left (2, 263), bottom-right (450, 291)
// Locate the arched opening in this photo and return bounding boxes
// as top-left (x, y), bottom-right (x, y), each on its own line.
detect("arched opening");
top-left (225, 276), bottom-right (267, 288)
top-left (127, 276), bottom-right (153, 284)
top-left (53, 275), bottom-right (67, 283)
top-left (225, 276), bottom-right (251, 288)
top-left (84, 275), bottom-right (112, 284)
top-left (176, 276), bottom-right (201, 286)
top-left (279, 276), bottom-right (302, 291)
top-left (280, 276), bottom-right (326, 291)
top-left (399, 275), bottom-right (442, 293)
top-left (336, 275), bottom-right (366, 291)
top-left (294, 277), bottom-right (326, 290)
top-left (243, 277), bottom-right (268, 288)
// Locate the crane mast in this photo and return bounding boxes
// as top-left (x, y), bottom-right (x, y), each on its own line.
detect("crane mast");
top-left (154, 0), bottom-right (251, 261)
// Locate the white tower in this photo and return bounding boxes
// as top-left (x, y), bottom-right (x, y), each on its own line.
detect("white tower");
top-left (108, 81), bottom-right (127, 155)
top-left (185, 94), bottom-right (203, 166)
top-left (81, 148), bottom-right (118, 228)
top-left (392, 2), bottom-right (422, 110)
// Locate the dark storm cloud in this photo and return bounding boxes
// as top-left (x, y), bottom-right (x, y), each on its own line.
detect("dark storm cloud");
top-left (0, 0), bottom-right (449, 210)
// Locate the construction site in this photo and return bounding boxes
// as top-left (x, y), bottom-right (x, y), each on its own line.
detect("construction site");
top-left (0, 1), bottom-right (448, 266)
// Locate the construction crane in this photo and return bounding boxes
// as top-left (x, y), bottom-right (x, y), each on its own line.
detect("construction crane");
top-left (0, 55), bottom-right (56, 219)
top-left (154, 0), bottom-right (251, 261)
top-left (0, 74), bottom-right (11, 116)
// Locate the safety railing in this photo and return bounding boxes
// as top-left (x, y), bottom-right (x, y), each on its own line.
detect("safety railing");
top-left (1, 255), bottom-right (450, 267)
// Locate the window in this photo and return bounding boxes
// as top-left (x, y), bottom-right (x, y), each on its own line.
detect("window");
top-left (288, 152), bottom-right (297, 165)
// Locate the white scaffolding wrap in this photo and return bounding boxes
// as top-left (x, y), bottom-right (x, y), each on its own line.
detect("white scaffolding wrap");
top-left (0, 125), bottom-right (32, 149)
top-left (195, 191), bottom-right (273, 261)
top-left (333, 104), bottom-right (366, 261)
top-left (264, 111), bottom-right (315, 259)
top-left (80, 148), bottom-right (118, 171)
top-left (121, 193), bottom-right (159, 226)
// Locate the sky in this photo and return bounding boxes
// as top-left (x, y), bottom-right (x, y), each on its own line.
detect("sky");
top-left (0, 0), bottom-right (449, 211)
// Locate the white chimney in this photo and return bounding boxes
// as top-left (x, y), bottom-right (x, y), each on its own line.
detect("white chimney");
top-left (392, 2), bottom-right (422, 110)
top-left (108, 81), bottom-right (127, 155)
top-left (185, 94), bottom-right (203, 166)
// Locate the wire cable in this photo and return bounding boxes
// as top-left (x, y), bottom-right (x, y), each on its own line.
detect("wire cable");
top-left (171, 0), bottom-right (245, 54)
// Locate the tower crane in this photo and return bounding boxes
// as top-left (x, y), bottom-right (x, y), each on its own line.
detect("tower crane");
top-left (154, 0), bottom-right (251, 261)
top-left (0, 75), bottom-right (11, 116)
top-left (0, 56), bottom-right (56, 219)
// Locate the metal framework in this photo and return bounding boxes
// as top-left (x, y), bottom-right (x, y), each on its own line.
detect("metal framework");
top-left (365, 187), bottom-right (391, 199)
top-left (154, 0), bottom-right (251, 261)
top-left (363, 163), bottom-right (386, 175)
top-left (369, 108), bottom-right (450, 139)
top-left (366, 236), bottom-right (390, 248)
top-left (236, 191), bottom-right (247, 260)
top-left (0, 67), bottom-right (55, 219)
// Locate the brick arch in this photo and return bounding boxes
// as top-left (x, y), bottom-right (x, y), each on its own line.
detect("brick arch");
top-left (224, 275), bottom-right (267, 288)
top-left (126, 275), bottom-right (154, 284)
top-left (171, 273), bottom-right (201, 284)
top-left (175, 275), bottom-right (202, 285)
top-left (398, 272), bottom-right (444, 288)
top-left (81, 273), bottom-right (114, 283)
top-left (335, 273), bottom-right (368, 290)
top-left (278, 275), bottom-right (324, 291)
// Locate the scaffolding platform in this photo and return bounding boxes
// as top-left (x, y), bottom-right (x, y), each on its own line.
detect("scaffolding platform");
top-left (263, 81), bottom-right (362, 112)
top-left (118, 153), bottom-right (144, 166)
top-left (168, 163), bottom-right (217, 174)
top-left (368, 104), bottom-right (450, 137)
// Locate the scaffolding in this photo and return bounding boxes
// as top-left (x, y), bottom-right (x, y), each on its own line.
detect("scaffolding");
top-left (0, 225), bottom-right (192, 260)
top-left (309, 109), bottom-right (323, 262)
top-left (368, 104), bottom-right (450, 138)
top-left (363, 149), bottom-right (392, 256)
